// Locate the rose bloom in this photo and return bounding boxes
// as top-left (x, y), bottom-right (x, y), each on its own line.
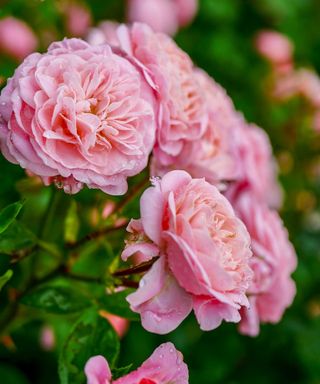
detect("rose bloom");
top-left (232, 193), bottom-right (297, 336)
top-left (85, 342), bottom-right (188, 384)
top-left (152, 69), bottom-right (239, 185)
top-left (116, 23), bottom-right (208, 169)
top-left (255, 30), bottom-right (293, 68)
top-left (122, 171), bottom-right (253, 334)
top-left (0, 38), bottom-right (157, 194)
top-left (0, 17), bottom-right (37, 61)
top-left (227, 121), bottom-right (282, 208)
top-left (86, 21), bottom-right (120, 47)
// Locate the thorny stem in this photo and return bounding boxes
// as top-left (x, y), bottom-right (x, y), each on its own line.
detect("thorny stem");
top-left (110, 175), bottom-right (150, 215)
top-left (112, 257), bottom-right (159, 277)
top-left (67, 174), bottom-right (150, 250)
top-left (2, 177), bottom-right (151, 333)
top-left (67, 221), bottom-right (129, 249)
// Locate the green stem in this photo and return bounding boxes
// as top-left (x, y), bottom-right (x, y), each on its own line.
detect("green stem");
top-left (67, 221), bottom-right (129, 249)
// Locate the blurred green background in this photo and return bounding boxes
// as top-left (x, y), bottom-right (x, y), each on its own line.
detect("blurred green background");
top-left (0, 0), bottom-right (320, 383)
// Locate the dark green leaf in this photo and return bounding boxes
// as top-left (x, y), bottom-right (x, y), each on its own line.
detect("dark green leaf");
top-left (112, 364), bottom-right (133, 380)
top-left (59, 309), bottom-right (120, 384)
top-left (0, 364), bottom-right (29, 384)
top-left (20, 285), bottom-right (92, 314)
top-left (0, 201), bottom-right (24, 234)
top-left (0, 221), bottom-right (36, 254)
top-left (98, 290), bottom-right (139, 321)
top-left (0, 269), bottom-right (13, 291)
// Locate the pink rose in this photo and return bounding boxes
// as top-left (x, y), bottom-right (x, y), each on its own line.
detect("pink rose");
top-left (0, 17), bottom-right (37, 61)
top-left (64, 2), bottom-right (92, 37)
top-left (87, 21), bottom-right (121, 47)
top-left (122, 171), bottom-right (253, 334)
top-left (152, 69), bottom-right (239, 185)
top-left (116, 23), bottom-right (207, 169)
top-left (232, 193), bottom-right (297, 336)
top-left (127, 0), bottom-right (179, 35)
top-left (85, 342), bottom-right (188, 383)
top-left (0, 38), bottom-right (157, 194)
top-left (255, 30), bottom-right (293, 68)
top-left (227, 122), bottom-right (282, 208)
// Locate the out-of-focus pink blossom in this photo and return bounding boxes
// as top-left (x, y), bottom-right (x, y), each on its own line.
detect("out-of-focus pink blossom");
top-left (227, 122), bottom-right (282, 208)
top-left (86, 21), bottom-right (120, 46)
top-left (117, 23), bottom-right (207, 170)
top-left (0, 38), bottom-right (157, 195)
top-left (274, 69), bottom-right (320, 106)
top-left (255, 30), bottom-right (293, 69)
top-left (296, 69), bottom-right (320, 108)
top-left (122, 171), bottom-right (253, 334)
top-left (99, 311), bottom-right (129, 338)
top-left (127, 0), bottom-right (179, 35)
top-left (174, 0), bottom-right (198, 26)
top-left (40, 325), bottom-right (55, 351)
top-left (313, 110), bottom-right (320, 133)
top-left (85, 342), bottom-right (188, 383)
top-left (0, 17), bottom-right (37, 61)
top-left (64, 2), bottom-right (92, 37)
top-left (232, 193), bottom-right (297, 336)
top-left (152, 69), bottom-right (239, 185)
top-left (127, 0), bottom-right (198, 35)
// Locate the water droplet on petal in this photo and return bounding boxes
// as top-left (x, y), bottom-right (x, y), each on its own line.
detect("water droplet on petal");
top-left (159, 354), bottom-right (163, 359)
top-left (54, 180), bottom-right (63, 189)
top-left (150, 176), bottom-right (161, 186)
top-left (140, 278), bottom-right (145, 287)
top-left (170, 348), bottom-right (174, 353)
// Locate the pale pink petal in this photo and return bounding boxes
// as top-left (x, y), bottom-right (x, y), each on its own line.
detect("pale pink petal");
top-left (127, 258), bottom-right (192, 334)
top-left (238, 297), bottom-right (260, 337)
top-left (85, 355), bottom-right (112, 384)
top-left (193, 296), bottom-right (241, 331)
top-left (115, 343), bottom-right (188, 384)
top-left (140, 182), bottom-right (164, 245)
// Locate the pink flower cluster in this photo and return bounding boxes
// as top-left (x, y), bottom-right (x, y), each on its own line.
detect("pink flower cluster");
top-left (127, 0), bottom-right (198, 35)
top-left (85, 342), bottom-right (188, 384)
top-left (0, 22), bottom-right (297, 338)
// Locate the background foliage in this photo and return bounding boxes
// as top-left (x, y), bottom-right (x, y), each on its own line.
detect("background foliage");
top-left (0, 0), bottom-right (320, 383)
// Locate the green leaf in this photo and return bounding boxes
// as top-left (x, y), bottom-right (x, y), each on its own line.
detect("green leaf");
top-left (112, 364), bottom-right (133, 380)
top-left (0, 364), bottom-right (29, 384)
top-left (0, 221), bottom-right (36, 254)
top-left (0, 269), bottom-right (13, 291)
top-left (64, 200), bottom-right (79, 244)
top-left (59, 309), bottom-right (120, 384)
top-left (98, 290), bottom-right (139, 321)
top-left (20, 285), bottom-right (92, 314)
top-left (0, 201), bottom-right (24, 234)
